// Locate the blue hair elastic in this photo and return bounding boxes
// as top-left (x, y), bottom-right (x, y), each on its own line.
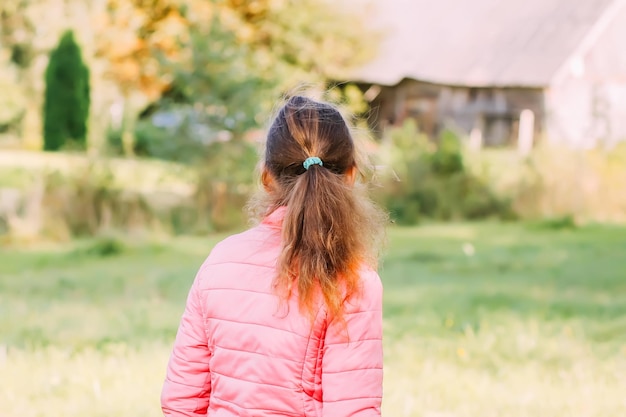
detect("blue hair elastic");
top-left (303, 156), bottom-right (323, 170)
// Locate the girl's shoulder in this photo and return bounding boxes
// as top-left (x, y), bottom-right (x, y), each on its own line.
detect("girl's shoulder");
top-left (341, 264), bottom-right (382, 314)
top-left (200, 224), bottom-right (282, 268)
top-left (355, 263), bottom-right (382, 288)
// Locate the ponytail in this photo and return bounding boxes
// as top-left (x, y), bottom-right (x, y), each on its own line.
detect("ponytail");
top-left (277, 162), bottom-right (362, 319)
top-left (255, 96), bottom-right (386, 320)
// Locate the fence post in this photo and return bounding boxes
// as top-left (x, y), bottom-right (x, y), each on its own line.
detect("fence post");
top-left (518, 109), bottom-right (535, 156)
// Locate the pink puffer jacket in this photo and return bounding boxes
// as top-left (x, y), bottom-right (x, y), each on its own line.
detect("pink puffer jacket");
top-left (161, 207), bottom-right (383, 417)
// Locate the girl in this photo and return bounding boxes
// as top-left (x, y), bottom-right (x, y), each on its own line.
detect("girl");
top-left (161, 95), bottom-right (387, 417)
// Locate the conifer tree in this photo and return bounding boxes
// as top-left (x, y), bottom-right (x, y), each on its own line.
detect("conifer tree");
top-left (43, 30), bottom-right (90, 151)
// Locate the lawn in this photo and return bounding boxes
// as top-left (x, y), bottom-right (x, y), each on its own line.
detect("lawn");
top-left (1, 222), bottom-right (625, 416)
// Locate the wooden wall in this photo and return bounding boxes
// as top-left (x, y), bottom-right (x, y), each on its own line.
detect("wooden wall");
top-left (368, 79), bottom-right (545, 147)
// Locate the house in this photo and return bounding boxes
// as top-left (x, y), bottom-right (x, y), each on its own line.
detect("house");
top-left (351, 0), bottom-right (626, 148)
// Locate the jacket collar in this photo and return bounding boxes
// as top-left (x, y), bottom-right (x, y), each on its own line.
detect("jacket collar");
top-left (261, 206), bottom-right (287, 228)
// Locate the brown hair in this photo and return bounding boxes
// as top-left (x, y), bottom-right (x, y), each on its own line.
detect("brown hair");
top-left (255, 95), bottom-right (386, 320)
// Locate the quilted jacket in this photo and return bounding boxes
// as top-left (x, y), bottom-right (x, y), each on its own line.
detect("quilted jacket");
top-left (161, 206), bottom-right (383, 417)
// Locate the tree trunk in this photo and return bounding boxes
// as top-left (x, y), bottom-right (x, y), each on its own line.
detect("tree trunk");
top-left (22, 101), bottom-right (43, 150)
top-left (121, 95), bottom-right (136, 157)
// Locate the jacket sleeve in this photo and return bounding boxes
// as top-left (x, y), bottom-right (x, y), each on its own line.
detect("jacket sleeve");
top-left (322, 270), bottom-right (384, 416)
top-left (161, 271), bottom-right (211, 417)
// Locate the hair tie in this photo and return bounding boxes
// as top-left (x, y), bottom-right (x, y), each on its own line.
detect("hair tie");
top-left (303, 156), bottom-right (323, 170)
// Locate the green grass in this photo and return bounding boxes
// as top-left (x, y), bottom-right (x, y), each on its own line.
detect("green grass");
top-left (1, 224), bottom-right (626, 416)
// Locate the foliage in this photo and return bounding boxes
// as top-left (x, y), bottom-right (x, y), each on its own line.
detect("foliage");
top-left (80, 236), bottom-right (127, 257)
top-left (106, 118), bottom-right (209, 162)
top-left (90, 0), bottom-right (377, 154)
top-left (218, 0), bottom-right (377, 82)
top-left (466, 141), bottom-right (626, 224)
top-left (43, 30), bottom-right (90, 151)
top-left (95, 0), bottom-right (186, 100)
top-left (376, 120), bottom-right (511, 224)
top-left (164, 18), bottom-right (272, 139)
top-left (323, 83), bottom-right (372, 126)
top-left (0, 0), bottom-right (376, 152)
top-left (193, 139), bottom-right (259, 231)
top-left (106, 126), bottom-right (259, 230)
top-left (0, 0), bottom-right (41, 70)
top-left (529, 215), bottom-right (578, 231)
top-left (41, 164), bottom-right (144, 237)
top-left (0, 50), bottom-right (24, 128)
top-left (0, 149), bottom-right (258, 241)
top-left (151, 0), bottom-right (378, 146)
top-left (0, 0), bottom-right (73, 149)
top-left (431, 128), bottom-right (465, 176)
top-left (515, 143), bottom-right (626, 223)
top-left (1, 224), bottom-right (626, 415)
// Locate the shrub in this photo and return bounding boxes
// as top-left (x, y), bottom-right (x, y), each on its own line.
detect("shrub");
top-left (509, 142), bottom-right (626, 223)
top-left (529, 216), bottom-right (577, 231)
top-left (193, 140), bottom-right (259, 231)
top-left (463, 140), bottom-right (626, 224)
top-left (107, 112), bottom-right (231, 163)
top-left (0, 145), bottom-right (260, 242)
top-left (431, 129), bottom-right (464, 176)
top-left (43, 31), bottom-right (90, 151)
top-left (374, 120), bottom-right (510, 224)
top-left (81, 237), bottom-right (126, 257)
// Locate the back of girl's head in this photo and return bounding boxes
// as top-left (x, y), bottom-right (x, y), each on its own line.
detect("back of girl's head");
top-left (265, 96), bottom-right (355, 181)
top-left (261, 95), bottom-right (386, 320)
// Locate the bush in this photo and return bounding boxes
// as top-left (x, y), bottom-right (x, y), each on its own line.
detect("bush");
top-left (42, 165), bottom-right (151, 237)
top-left (107, 121), bottom-right (186, 160)
top-left (80, 237), bottom-right (126, 257)
top-left (375, 120), bottom-right (510, 224)
top-left (431, 129), bottom-right (464, 176)
top-left (43, 31), bottom-right (90, 151)
top-left (529, 216), bottom-right (577, 231)
top-left (107, 110), bottom-right (234, 163)
top-left (508, 142), bottom-right (626, 223)
top-left (0, 144), bottom-right (260, 242)
top-left (193, 140), bottom-right (259, 231)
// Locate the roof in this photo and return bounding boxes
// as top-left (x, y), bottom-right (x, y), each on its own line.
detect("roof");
top-left (352, 0), bottom-right (625, 87)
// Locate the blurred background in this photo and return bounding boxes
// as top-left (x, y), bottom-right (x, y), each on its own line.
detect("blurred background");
top-left (0, 0), bottom-right (625, 416)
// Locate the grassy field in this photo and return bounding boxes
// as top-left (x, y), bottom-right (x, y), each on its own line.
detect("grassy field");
top-left (1, 222), bottom-right (626, 416)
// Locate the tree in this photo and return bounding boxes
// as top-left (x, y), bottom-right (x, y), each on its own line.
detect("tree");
top-left (165, 0), bottom-right (378, 140)
top-left (223, 0), bottom-right (377, 84)
top-left (167, 16), bottom-right (272, 140)
top-left (0, 50), bottom-right (25, 132)
top-left (43, 30), bottom-right (90, 151)
top-left (94, 0), bottom-right (188, 155)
